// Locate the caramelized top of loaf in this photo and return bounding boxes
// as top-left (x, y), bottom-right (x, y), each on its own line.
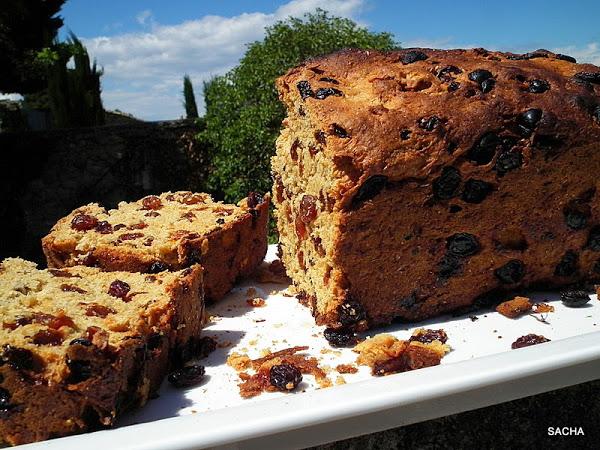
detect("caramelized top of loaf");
top-left (0, 258), bottom-right (202, 382)
top-left (277, 48), bottom-right (600, 202)
top-left (43, 191), bottom-right (267, 266)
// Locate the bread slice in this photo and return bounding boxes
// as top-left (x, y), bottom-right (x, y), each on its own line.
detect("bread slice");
top-left (0, 258), bottom-right (203, 445)
top-left (272, 48), bottom-right (600, 329)
top-left (42, 191), bottom-right (269, 301)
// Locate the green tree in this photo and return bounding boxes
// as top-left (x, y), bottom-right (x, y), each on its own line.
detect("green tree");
top-left (183, 75), bottom-right (199, 119)
top-left (44, 33), bottom-right (104, 128)
top-left (200, 9), bottom-right (398, 202)
top-left (0, 0), bottom-right (65, 94)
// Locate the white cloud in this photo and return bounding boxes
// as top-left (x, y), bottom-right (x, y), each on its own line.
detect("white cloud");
top-left (84, 0), bottom-right (366, 120)
top-left (0, 93), bottom-right (24, 101)
top-left (136, 10), bottom-right (153, 26)
top-left (552, 42), bottom-right (600, 66)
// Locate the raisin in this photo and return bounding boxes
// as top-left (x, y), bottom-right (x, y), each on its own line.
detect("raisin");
top-left (299, 195), bottom-right (318, 223)
top-left (323, 327), bottom-right (358, 347)
top-left (560, 290), bottom-right (591, 307)
top-left (467, 132), bottom-right (499, 165)
top-left (197, 336), bottom-right (217, 359)
top-left (480, 78), bottom-right (495, 93)
top-left (462, 179), bottom-right (493, 203)
top-left (32, 329), bottom-right (64, 346)
top-left (71, 214), bottom-right (98, 231)
top-left (494, 260), bottom-right (525, 284)
top-left (409, 329), bottom-right (448, 344)
top-left (511, 334), bottom-right (550, 349)
top-left (495, 150), bottom-right (523, 175)
top-left (315, 130), bottom-right (326, 144)
top-left (168, 364), bottom-right (206, 388)
top-left (66, 359), bottom-right (92, 383)
top-left (437, 254), bottom-right (461, 278)
top-left (180, 193), bottom-right (206, 205)
top-left (563, 204), bottom-right (589, 230)
top-left (319, 77), bottom-right (339, 84)
top-left (554, 250), bottom-right (579, 277)
top-left (508, 51), bottom-right (548, 60)
top-left (331, 124), bottom-right (349, 138)
top-left (58, 283), bottom-right (86, 295)
top-left (148, 261), bottom-right (170, 273)
top-left (0, 387), bottom-right (12, 411)
top-left (113, 224), bottom-right (126, 231)
top-left (146, 333), bottom-right (163, 351)
top-left (446, 233), bottom-right (480, 257)
top-left (400, 130), bottom-right (411, 140)
top-left (82, 303), bottom-right (115, 318)
top-left (95, 221), bottom-right (113, 234)
top-left (518, 108), bottom-right (543, 129)
top-left (118, 232), bottom-right (144, 241)
top-left (294, 216), bottom-right (307, 239)
top-left (448, 81), bottom-right (460, 92)
top-left (108, 280), bottom-right (130, 299)
top-left (32, 312), bottom-right (75, 329)
top-left (314, 87), bottom-right (343, 99)
top-left (216, 217), bottom-right (225, 225)
top-left (449, 204), bottom-right (462, 213)
top-left (528, 79), bottom-right (550, 93)
top-left (69, 338), bottom-right (92, 346)
top-left (418, 116), bottom-right (441, 131)
top-left (353, 175), bottom-right (388, 206)
top-left (556, 54), bottom-right (576, 63)
top-left (2, 317), bottom-right (32, 330)
top-left (338, 300), bottom-right (367, 326)
top-left (400, 50), bottom-right (428, 64)
top-left (398, 292), bottom-right (418, 309)
top-left (296, 80), bottom-right (314, 99)
top-left (436, 65), bottom-right (461, 81)
top-left (247, 192), bottom-right (263, 208)
top-left (2, 346), bottom-right (34, 370)
top-left (432, 166), bottom-right (461, 200)
top-left (142, 196), bottom-right (162, 210)
top-left (574, 72), bottom-right (600, 85)
top-left (593, 106), bottom-right (600, 123)
top-left (586, 226), bottom-right (600, 250)
top-left (289, 139), bottom-right (299, 161)
top-left (468, 69), bottom-right (493, 84)
top-left (269, 364), bottom-right (302, 391)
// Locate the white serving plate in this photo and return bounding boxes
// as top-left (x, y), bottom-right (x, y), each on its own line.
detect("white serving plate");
top-left (21, 246), bottom-right (600, 449)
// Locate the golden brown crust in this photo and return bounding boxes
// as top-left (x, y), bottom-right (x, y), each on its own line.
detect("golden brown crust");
top-left (42, 192), bottom-right (270, 301)
top-left (273, 48), bottom-right (600, 327)
top-left (0, 262), bottom-right (204, 445)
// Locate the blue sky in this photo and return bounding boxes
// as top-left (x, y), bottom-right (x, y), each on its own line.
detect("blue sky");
top-left (50, 0), bottom-right (600, 120)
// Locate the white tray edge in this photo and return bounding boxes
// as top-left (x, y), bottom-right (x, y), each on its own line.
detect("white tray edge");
top-left (23, 330), bottom-right (600, 450)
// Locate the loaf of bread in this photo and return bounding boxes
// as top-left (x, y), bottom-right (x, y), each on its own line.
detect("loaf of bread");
top-left (0, 258), bottom-right (203, 445)
top-left (42, 191), bottom-right (269, 301)
top-left (272, 48), bottom-right (600, 329)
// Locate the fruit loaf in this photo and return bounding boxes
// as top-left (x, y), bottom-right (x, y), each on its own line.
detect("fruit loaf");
top-left (272, 47), bottom-right (600, 329)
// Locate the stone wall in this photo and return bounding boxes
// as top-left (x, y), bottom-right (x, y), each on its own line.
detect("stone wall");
top-left (0, 120), bottom-right (204, 264)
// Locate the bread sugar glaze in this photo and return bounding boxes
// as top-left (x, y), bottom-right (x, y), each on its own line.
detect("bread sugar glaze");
top-left (0, 259), bottom-right (203, 445)
top-left (272, 47), bottom-right (600, 329)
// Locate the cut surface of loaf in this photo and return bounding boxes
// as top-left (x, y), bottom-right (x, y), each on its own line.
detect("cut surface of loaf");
top-left (0, 258), bottom-right (203, 445)
top-left (42, 191), bottom-right (269, 301)
top-left (272, 47), bottom-right (600, 329)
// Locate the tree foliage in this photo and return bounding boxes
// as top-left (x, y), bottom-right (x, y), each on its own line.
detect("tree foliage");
top-left (46, 33), bottom-right (104, 128)
top-left (0, 0), bottom-right (65, 93)
top-left (200, 9), bottom-right (398, 202)
top-left (183, 75), bottom-right (199, 119)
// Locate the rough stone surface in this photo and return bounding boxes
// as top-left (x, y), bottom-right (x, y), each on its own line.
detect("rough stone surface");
top-left (0, 120), bottom-right (205, 263)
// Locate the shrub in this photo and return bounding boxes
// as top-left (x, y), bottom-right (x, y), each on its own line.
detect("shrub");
top-left (199, 9), bottom-right (398, 203)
